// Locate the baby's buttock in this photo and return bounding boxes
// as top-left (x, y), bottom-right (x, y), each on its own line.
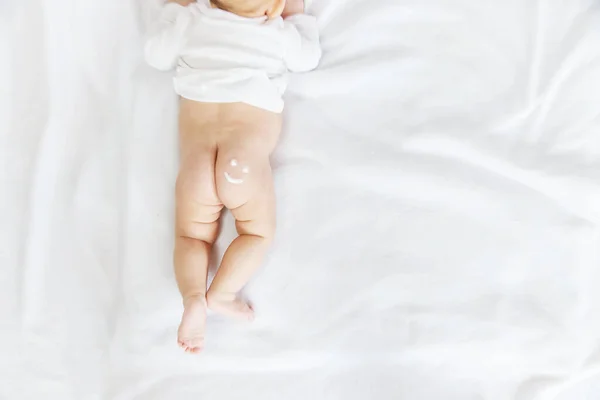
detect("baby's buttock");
top-left (179, 98), bottom-right (282, 154)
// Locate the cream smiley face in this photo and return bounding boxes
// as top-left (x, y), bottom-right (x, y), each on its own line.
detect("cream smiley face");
top-left (224, 159), bottom-right (250, 184)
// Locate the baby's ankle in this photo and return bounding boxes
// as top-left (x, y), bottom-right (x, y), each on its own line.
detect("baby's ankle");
top-left (183, 293), bottom-right (207, 306)
top-left (206, 290), bottom-right (236, 304)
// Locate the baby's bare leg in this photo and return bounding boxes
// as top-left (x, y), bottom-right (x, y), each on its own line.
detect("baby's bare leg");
top-left (174, 108), bottom-right (222, 353)
top-left (174, 161), bottom-right (222, 352)
top-left (207, 149), bottom-right (275, 320)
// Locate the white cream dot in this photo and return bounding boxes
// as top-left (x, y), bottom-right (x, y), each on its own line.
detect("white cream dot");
top-left (230, 159), bottom-right (238, 167)
top-left (242, 167), bottom-right (250, 174)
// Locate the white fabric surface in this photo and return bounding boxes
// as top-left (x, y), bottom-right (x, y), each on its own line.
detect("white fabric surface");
top-left (2, 0), bottom-right (600, 399)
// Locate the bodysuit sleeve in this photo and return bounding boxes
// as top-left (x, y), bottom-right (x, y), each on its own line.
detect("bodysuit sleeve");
top-left (282, 14), bottom-right (322, 73)
top-left (144, 3), bottom-right (193, 71)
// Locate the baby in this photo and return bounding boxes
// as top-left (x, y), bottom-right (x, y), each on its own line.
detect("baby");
top-left (145, 0), bottom-right (321, 353)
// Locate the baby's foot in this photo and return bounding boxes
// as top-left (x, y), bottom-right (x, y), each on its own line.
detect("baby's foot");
top-left (282, 0), bottom-right (305, 18)
top-left (207, 292), bottom-right (255, 321)
top-left (177, 295), bottom-right (207, 354)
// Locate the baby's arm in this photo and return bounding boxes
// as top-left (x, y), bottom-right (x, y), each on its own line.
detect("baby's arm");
top-left (144, 1), bottom-right (193, 71)
top-left (283, 13), bottom-right (322, 73)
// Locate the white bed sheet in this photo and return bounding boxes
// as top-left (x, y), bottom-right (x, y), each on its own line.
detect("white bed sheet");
top-left (2, 0), bottom-right (600, 399)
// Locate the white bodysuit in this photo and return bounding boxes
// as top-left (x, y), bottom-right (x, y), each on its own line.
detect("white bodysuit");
top-left (145, 0), bottom-right (322, 113)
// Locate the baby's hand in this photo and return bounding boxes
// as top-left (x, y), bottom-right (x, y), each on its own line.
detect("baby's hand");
top-left (166, 0), bottom-right (195, 6)
top-left (282, 0), bottom-right (304, 18)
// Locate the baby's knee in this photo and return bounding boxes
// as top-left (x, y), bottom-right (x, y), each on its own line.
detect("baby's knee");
top-left (237, 215), bottom-right (276, 244)
top-left (258, 216), bottom-right (276, 241)
top-left (257, 225), bottom-right (276, 245)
